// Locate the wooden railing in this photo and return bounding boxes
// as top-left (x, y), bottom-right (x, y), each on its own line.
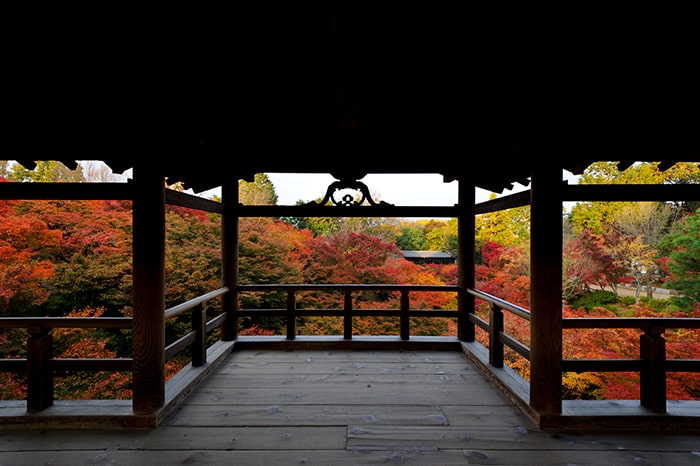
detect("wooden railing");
top-left (236, 284), bottom-right (459, 340)
top-left (468, 288), bottom-right (700, 412)
top-left (0, 316), bottom-right (132, 412)
top-left (164, 287), bottom-right (229, 366)
top-left (5, 282), bottom-right (699, 417)
top-left (0, 287), bottom-right (229, 413)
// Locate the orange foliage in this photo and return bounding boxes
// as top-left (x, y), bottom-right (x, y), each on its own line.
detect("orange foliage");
top-left (51, 307), bottom-right (133, 400)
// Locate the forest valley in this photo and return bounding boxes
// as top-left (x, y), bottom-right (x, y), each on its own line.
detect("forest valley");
top-left (1, 161), bottom-right (700, 403)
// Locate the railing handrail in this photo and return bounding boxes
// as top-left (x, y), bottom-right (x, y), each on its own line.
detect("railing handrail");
top-left (563, 317), bottom-right (700, 329)
top-left (237, 284), bottom-right (459, 292)
top-left (468, 288), bottom-right (531, 320)
top-left (164, 286), bottom-right (229, 319)
top-left (0, 317), bottom-right (132, 329)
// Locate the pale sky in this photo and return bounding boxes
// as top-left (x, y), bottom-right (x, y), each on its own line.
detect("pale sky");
top-left (198, 171), bottom-right (580, 209)
top-left (263, 173), bottom-right (499, 206)
top-left (83, 161), bottom-right (579, 212)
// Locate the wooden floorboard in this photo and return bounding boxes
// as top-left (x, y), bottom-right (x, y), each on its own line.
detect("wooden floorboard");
top-left (1, 348), bottom-right (700, 465)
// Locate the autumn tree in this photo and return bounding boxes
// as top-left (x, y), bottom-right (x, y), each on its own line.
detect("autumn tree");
top-left (609, 202), bottom-right (672, 300)
top-left (80, 161), bottom-right (126, 182)
top-left (563, 234), bottom-right (600, 299)
top-left (165, 207), bottom-right (222, 308)
top-left (563, 228), bottom-right (629, 298)
top-left (51, 307), bottom-right (132, 400)
top-left (8, 160), bottom-right (85, 183)
top-left (568, 161), bottom-right (697, 235)
top-left (475, 241), bottom-right (530, 308)
top-left (0, 194), bottom-right (62, 316)
top-left (237, 217), bottom-right (311, 333)
top-left (303, 231), bottom-right (399, 285)
top-left (610, 235), bottom-right (657, 303)
top-left (12, 199), bottom-right (134, 317)
top-left (299, 231), bottom-right (401, 316)
top-left (473, 241), bottom-right (531, 376)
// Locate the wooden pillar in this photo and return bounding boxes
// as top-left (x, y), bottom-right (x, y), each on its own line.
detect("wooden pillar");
top-left (131, 165), bottom-right (166, 414)
top-left (528, 162), bottom-right (563, 415)
top-left (221, 180), bottom-right (239, 341)
top-left (458, 177), bottom-right (475, 341)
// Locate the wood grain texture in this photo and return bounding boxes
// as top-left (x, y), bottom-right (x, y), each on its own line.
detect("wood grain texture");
top-left (1, 349), bottom-right (699, 465)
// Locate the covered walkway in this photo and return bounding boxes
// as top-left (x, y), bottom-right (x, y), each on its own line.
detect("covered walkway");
top-left (2, 346), bottom-right (699, 465)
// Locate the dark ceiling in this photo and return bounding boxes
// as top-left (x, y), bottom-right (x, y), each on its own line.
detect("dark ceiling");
top-left (2, 3), bottom-right (698, 193)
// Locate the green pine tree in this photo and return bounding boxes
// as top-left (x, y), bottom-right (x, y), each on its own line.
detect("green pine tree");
top-left (659, 209), bottom-right (700, 311)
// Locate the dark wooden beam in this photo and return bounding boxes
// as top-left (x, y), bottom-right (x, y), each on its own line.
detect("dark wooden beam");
top-left (528, 163), bottom-right (563, 415)
top-left (131, 166), bottom-right (166, 414)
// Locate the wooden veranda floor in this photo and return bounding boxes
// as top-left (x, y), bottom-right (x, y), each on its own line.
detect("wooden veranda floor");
top-left (1, 343), bottom-right (700, 465)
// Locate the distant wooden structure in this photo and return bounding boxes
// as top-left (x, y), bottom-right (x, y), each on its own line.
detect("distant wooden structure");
top-left (402, 250), bottom-right (456, 265)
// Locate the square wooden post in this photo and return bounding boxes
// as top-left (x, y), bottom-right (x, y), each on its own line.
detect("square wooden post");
top-left (221, 180), bottom-right (239, 341)
top-left (131, 165), bottom-right (166, 415)
top-left (458, 178), bottom-right (476, 341)
top-left (529, 162), bottom-right (563, 415)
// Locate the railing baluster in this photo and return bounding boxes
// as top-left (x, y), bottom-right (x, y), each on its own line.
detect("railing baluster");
top-left (191, 304), bottom-right (206, 367)
top-left (344, 291), bottom-right (353, 340)
top-left (286, 290), bottom-right (296, 340)
top-left (26, 325), bottom-right (53, 412)
top-left (489, 303), bottom-right (504, 368)
top-left (640, 326), bottom-right (666, 413)
top-left (400, 290), bottom-right (410, 341)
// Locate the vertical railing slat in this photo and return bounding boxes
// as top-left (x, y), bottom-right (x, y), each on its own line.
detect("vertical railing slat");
top-left (286, 290), bottom-right (296, 340)
top-left (489, 303), bottom-right (504, 367)
top-left (192, 304), bottom-right (207, 367)
top-left (344, 291), bottom-right (353, 340)
top-left (400, 290), bottom-right (410, 341)
top-left (26, 326), bottom-right (53, 413)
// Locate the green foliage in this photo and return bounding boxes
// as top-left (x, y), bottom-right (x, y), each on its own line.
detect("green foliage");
top-left (239, 173), bottom-right (278, 205)
top-left (638, 296), bottom-right (673, 311)
top-left (475, 199), bottom-right (530, 249)
top-left (659, 209), bottom-right (700, 311)
top-left (568, 290), bottom-right (619, 313)
top-left (423, 219), bottom-right (458, 257)
top-left (619, 296), bottom-right (636, 306)
top-left (9, 161), bottom-right (85, 183)
top-left (395, 224), bottom-right (425, 250)
top-left (568, 162), bottom-right (697, 236)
